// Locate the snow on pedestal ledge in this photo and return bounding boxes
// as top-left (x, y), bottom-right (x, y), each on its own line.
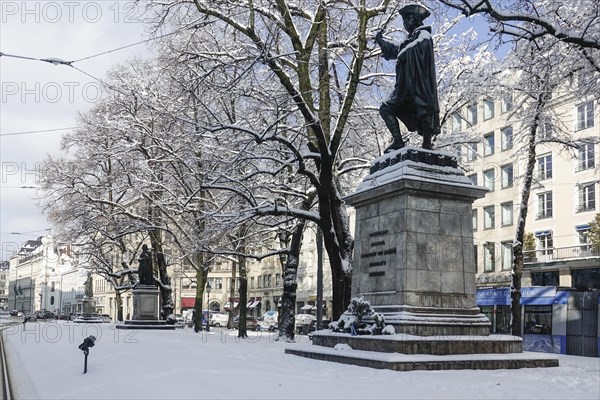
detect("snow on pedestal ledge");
top-left (354, 146), bottom-right (476, 195)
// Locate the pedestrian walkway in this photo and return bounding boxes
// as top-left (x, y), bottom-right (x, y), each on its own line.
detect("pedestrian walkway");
top-left (0, 318), bottom-right (20, 400)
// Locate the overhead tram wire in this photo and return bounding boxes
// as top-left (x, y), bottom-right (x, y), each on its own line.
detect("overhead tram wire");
top-left (0, 127), bottom-right (77, 137)
top-left (0, 20), bottom-right (214, 69)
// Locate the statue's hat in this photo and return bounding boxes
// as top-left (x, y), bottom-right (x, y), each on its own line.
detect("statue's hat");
top-left (399, 4), bottom-right (431, 19)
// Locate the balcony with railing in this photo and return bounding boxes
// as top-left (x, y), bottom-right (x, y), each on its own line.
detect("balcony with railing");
top-left (524, 245), bottom-right (600, 264)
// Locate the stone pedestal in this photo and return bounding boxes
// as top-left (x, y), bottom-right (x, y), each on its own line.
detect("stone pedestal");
top-left (287, 147), bottom-right (558, 370)
top-left (73, 297), bottom-right (102, 323)
top-left (345, 147), bottom-right (490, 336)
top-left (116, 285), bottom-right (175, 330)
top-left (132, 285), bottom-right (160, 321)
top-left (82, 297), bottom-right (96, 315)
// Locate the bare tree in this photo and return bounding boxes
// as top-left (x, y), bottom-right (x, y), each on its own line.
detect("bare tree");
top-left (436, 0), bottom-right (600, 50)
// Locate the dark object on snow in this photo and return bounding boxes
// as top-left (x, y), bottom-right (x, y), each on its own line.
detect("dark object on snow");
top-left (137, 244), bottom-right (155, 286)
top-left (78, 335), bottom-right (96, 374)
top-left (375, 4), bottom-right (440, 152)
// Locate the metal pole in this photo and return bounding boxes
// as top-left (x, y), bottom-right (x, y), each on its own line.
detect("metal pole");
top-left (316, 227), bottom-right (323, 330)
top-left (83, 350), bottom-right (89, 374)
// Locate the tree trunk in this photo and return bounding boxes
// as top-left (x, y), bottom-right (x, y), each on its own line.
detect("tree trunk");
top-left (237, 251), bottom-right (248, 339)
top-left (227, 253), bottom-right (237, 329)
top-left (511, 86), bottom-right (549, 337)
top-left (156, 251), bottom-right (173, 318)
top-left (193, 255), bottom-right (208, 332)
top-left (115, 291), bottom-right (123, 322)
top-left (277, 220), bottom-right (305, 342)
top-left (318, 175), bottom-right (353, 320)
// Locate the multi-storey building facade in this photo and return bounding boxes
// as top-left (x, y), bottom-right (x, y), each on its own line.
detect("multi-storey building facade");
top-left (455, 87), bottom-right (599, 344)
top-left (461, 90), bottom-right (599, 289)
top-left (7, 236), bottom-right (77, 313)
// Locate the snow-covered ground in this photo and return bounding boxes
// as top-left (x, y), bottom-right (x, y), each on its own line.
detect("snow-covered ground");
top-left (2, 320), bottom-right (599, 399)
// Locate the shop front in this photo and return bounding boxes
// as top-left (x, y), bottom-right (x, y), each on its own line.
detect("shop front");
top-left (520, 286), bottom-right (568, 354)
top-left (476, 287), bottom-right (511, 334)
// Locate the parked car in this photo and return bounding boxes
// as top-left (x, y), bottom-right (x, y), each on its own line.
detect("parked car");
top-left (24, 312), bottom-right (37, 322)
top-left (233, 316), bottom-right (259, 331)
top-left (10, 310), bottom-right (19, 317)
top-left (182, 310), bottom-right (210, 328)
top-left (257, 311), bottom-right (278, 331)
top-left (295, 314), bottom-right (316, 335)
top-left (35, 310), bottom-right (55, 320)
top-left (210, 313), bottom-right (229, 328)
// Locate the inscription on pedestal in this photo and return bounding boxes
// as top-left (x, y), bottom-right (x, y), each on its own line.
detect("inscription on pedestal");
top-left (361, 230), bottom-right (397, 278)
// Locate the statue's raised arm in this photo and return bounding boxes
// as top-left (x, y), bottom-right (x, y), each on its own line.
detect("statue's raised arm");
top-left (375, 4), bottom-right (441, 152)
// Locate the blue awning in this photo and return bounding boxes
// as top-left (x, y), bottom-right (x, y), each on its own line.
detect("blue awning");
top-left (521, 286), bottom-right (557, 305)
top-left (554, 291), bottom-right (570, 305)
top-left (575, 224), bottom-right (591, 231)
top-left (476, 288), bottom-right (511, 306)
top-left (534, 230), bottom-right (552, 237)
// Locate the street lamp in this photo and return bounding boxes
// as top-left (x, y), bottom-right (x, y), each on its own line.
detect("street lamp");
top-left (205, 281), bottom-right (211, 332)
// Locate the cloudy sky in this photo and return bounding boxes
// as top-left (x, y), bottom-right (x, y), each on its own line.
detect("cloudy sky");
top-left (1, 1), bottom-right (150, 259)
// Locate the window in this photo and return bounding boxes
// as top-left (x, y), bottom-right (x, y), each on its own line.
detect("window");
top-left (501, 126), bottom-right (513, 150)
top-left (483, 169), bottom-right (495, 191)
top-left (538, 120), bottom-right (553, 140)
top-left (536, 231), bottom-right (553, 255)
top-left (537, 154), bottom-right (552, 180)
top-left (501, 164), bottom-right (514, 188)
top-left (501, 241), bottom-right (513, 271)
top-left (467, 143), bottom-right (478, 161)
top-left (452, 113), bottom-right (462, 132)
top-left (483, 243), bottom-right (495, 272)
top-left (276, 273), bottom-right (282, 286)
top-left (537, 192), bottom-right (553, 219)
top-left (455, 145), bottom-right (463, 160)
top-left (267, 274), bottom-right (272, 288)
top-left (578, 183), bottom-right (596, 212)
top-left (572, 268), bottom-right (600, 290)
top-left (577, 225), bottom-right (591, 251)
top-left (483, 98), bottom-right (495, 120)
top-left (484, 132), bottom-right (495, 156)
top-left (473, 245), bottom-right (478, 272)
top-left (483, 206), bottom-right (495, 229)
top-left (577, 143), bottom-right (595, 171)
top-left (467, 104), bottom-right (478, 125)
top-left (467, 173), bottom-right (478, 185)
top-left (501, 202), bottom-right (514, 226)
top-left (501, 92), bottom-right (513, 113)
top-left (524, 306), bottom-right (552, 334)
top-left (531, 271), bottom-right (559, 287)
top-left (257, 276), bottom-right (262, 289)
top-left (472, 209), bottom-right (478, 231)
top-left (576, 101), bottom-right (594, 131)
